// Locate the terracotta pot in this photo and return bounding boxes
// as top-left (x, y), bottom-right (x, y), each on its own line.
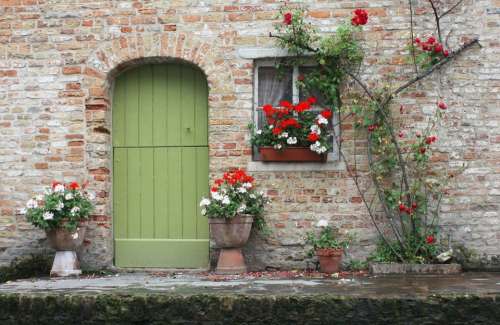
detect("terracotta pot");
top-left (316, 248), bottom-right (343, 273)
top-left (208, 215), bottom-right (253, 248)
top-left (46, 223), bottom-right (87, 251)
top-left (208, 215), bottom-right (253, 274)
top-left (259, 147), bottom-right (327, 162)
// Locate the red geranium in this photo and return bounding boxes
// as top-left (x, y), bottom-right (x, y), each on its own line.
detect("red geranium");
top-left (263, 104), bottom-right (274, 117)
top-left (51, 181), bottom-right (61, 189)
top-left (307, 133), bottom-right (320, 142)
top-left (307, 96), bottom-right (317, 105)
top-left (272, 127), bottom-right (283, 135)
top-left (293, 101), bottom-right (311, 113)
top-left (68, 182), bottom-right (80, 190)
top-left (283, 12), bottom-right (292, 25)
top-left (426, 235), bottom-right (436, 244)
top-left (280, 118), bottom-right (300, 129)
top-left (280, 100), bottom-right (293, 109)
top-left (320, 109), bottom-right (332, 119)
top-left (351, 9), bottom-right (368, 26)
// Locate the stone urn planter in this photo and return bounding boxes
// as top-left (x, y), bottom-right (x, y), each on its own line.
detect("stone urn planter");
top-left (259, 147), bottom-right (327, 162)
top-left (209, 215), bottom-right (253, 274)
top-left (45, 222), bottom-right (87, 277)
top-left (316, 248), bottom-right (343, 273)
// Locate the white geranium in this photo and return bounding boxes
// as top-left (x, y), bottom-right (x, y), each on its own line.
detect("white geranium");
top-left (317, 115), bottom-right (328, 125)
top-left (65, 193), bottom-right (74, 200)
top-left (273, 143), bottom-right (282, 150)
top-left (222, 196), bottom-right (230, 205)
top-left (242, 182), bottom-right (252, 189)
top-left (310, 141), bottom-right (327, 154)
top-left (70, 206), bottom-right (80, 216)
top-left (19, 208), bottom-right (27, 215)
top-left (55, 201), bottom-right (64, 211)
top-left (237, 204), bottom-right (246, 213)
top-left (287, 137), bottom-right (297, 145)
top-left (256, 129), bottom-right (262, 135)
top-left (199, 198), bottom-right (211, 207)
top-left (201, 208), bottom-right (207, 216)
top-left (310, 125), bottom-right (321, 135)
top-left (278, 132), bottom-right (288, 139)
top-left (43, 211), bottom-right (54, 220)
top-left (238, 187), bottom-right (247, 193)
top-left (44, 187), bottom-right (53, 195)
top-left (268, 125), bottom-right (273, 129)
top-left (26, 199), bottom-right (38, 209)
top-left (211, 191), bottom-right (223, 201)
top-left (72, 232), bottom-right (79, 239)
top-left (35, 194), bottom-right (44, 201)
top-left (249, 193), bottom-right (256, 199)
top-left (316, 219), bottom-right (329, 228)
top-left (54, 184), bottom-right (65, 193)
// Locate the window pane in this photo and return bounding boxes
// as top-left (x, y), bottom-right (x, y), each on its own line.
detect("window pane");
top-left (298, 67), bottom-right (328, 105)
top-left (258, 67), bottom-right (293, 106)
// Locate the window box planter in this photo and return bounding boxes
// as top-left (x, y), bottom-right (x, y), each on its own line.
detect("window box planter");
top-left (369, 262), bottom-right (462, 275)
top-left (259, 147), bottom-right (327, 162)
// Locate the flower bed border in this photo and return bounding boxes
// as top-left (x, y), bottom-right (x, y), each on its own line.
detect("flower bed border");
top-left (369, 262), bottom-right (462, 275)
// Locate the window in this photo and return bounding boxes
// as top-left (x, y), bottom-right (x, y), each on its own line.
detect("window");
top-left (253, 60), bottom-right (339, 161)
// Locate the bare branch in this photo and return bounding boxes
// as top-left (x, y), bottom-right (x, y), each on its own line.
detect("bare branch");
top-left (439, 0), bottom-right (464, 19)
top-left (408, 0), bottom-right (418, 74)
top-left (428, 0), bottom-right (442, 43)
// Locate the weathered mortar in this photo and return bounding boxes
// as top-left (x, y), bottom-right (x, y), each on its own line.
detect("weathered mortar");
top-left (0, 0), bottom-right (498, 270)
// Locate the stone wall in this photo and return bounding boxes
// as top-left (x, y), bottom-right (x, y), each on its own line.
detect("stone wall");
top-left (0, 0), bottom-right (498, 270)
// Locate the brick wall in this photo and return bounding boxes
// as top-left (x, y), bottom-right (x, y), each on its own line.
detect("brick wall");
top-left (0, 0), bottom-right (498, 270)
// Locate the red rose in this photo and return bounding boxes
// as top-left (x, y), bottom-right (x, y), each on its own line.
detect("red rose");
top-left (367, 124), bottom-right (378, 132)
top-left (68, 182), bottom-right (79, 190)
top-left (438, 101), bottom-right (447, 110)
top-left (426, 235), bottom-right (435, 244)
top-left (443, 49), bottom-right (449, 57)
top-left (398, 131), bottom-right (404, 138)
top-left (420, 147), bottom-right (426, 154)
top-left (399, 203), bottom-right (406, 212)
top-left (351, 8), bottom-right (368, 26)
top-left (434, 43), bottom-right (443, 53)
top-left (415, 37), bottom-right (420, 44)
top-left (283, 12), bottom-right (292, 25)
top-left (307, 133), bottom-right (320, 142)
top-left (411, 202), bottom-right (417, 209)
top-left (427, 36), bottom-right (436, 45)
top-left (320, 109), bottom-right (332, 119)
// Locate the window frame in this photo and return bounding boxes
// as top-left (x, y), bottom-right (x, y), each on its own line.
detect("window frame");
top-left (252, 59), bottom-right (339, 161)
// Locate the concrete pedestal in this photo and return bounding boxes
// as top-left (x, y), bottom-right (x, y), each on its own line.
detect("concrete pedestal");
top-left (215, 248), bottom-right (247, 274)
top-left (50, 251), bottom-right (82, 277)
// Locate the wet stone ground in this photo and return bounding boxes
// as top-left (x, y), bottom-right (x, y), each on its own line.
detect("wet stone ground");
top-left (1, 271), bottom-right (499, 297)
top-left (1, 272), bottom-right (500, 324)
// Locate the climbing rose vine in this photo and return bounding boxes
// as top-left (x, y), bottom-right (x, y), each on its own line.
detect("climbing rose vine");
top-left (268, 4), bottom-right (479, 263)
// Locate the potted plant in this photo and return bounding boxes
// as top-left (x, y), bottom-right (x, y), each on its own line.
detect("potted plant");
top-left (200, 169), bottom-right (269, 274)
top-left (23, 181), bottom-right (94, 277)
top-left (306, 219), bottom-right (353, 273)
top-left (250, 97), bottom-right (332, 162)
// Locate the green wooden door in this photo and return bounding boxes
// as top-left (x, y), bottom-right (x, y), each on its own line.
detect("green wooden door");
top-left (112, 63), bottom-right (209, 268)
